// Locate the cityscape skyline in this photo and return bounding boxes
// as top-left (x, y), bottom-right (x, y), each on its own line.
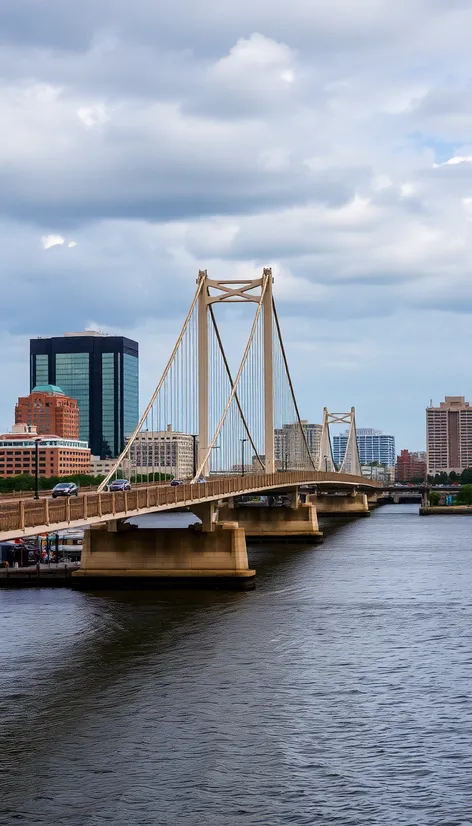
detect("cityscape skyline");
top-left (1, 323), bottom-right (470, 458)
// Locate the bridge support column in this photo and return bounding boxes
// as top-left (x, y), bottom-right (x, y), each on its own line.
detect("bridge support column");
top-left (217, 501), bottom-right (322, 542)
top-left (289, 487), bottom-right (299, 509)
top-left (310, 492), bottom-right (370, 517)
top-left (367, 493), bottom-right (379, 509)
top-left (73, 521), bottom-right (255, 588)
top-left (191, 501), bottom-right (217, 532)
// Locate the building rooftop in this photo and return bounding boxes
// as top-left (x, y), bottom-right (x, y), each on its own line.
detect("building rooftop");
top-left (31, 384), bottom-right (65, 395)
top-left (63, 331), bottom-right (107, 338)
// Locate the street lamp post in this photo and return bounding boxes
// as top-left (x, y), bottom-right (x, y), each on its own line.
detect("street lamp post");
top-left (324, 455), bottom-right (328, 473)
top-left (211, 444), bottom-right (220, 475)
top-left (191, 435), bottom-right (198, 479)
top-left (240, 438), bottom-right (247, 477)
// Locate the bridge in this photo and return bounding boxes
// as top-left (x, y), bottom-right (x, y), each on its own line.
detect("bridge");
top-left (0, 269), bottom-right (381, 586)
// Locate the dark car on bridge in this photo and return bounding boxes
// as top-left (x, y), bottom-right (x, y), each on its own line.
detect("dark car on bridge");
top-left (52, 482), bottom-right (79, 498)
top-left (109, 479), bottom-right (131, 492)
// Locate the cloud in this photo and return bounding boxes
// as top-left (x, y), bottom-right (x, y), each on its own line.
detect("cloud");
top-left (41, 234), bottom-right (65, 249)
top-left (40, 234), bottom-right (77, 249)
top-left (433, 155), bottom-right (472, 168)
top-left (2, 1), bottom-right (472, 449)
top-left (77, 104), bottom-right (110, 129)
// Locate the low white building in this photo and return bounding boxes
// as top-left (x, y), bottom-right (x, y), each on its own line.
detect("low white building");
top-left (90, 457), bottom-right (117, 477)
top-left (126, 427), bottom-right (195, 479)
top-left (361, 465), bottom-right (395, 483)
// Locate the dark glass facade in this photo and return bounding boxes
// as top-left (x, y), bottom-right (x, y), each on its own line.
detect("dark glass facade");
top-left (30, 335), bottom-right (139, 458)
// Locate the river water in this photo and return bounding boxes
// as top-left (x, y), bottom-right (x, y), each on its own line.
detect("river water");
top-left (1, 504), bottom-right (471, 825)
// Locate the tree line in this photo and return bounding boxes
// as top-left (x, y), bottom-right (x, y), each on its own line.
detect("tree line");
top-left (0, 471), bottom-right (171, 493)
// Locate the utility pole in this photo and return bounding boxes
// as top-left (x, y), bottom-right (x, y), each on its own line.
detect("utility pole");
top-left (191, 434), bottom-right (198, 479)
top-left (240, 438), bottom-right (247, 477)
top-left (34, 437), bottom-right (41, 500)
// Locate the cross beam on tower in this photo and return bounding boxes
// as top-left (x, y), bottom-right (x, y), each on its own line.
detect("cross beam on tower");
top-left (196, 269), bottom-right (275, 476)
top-left (319, 407), bottom-right (361, 476)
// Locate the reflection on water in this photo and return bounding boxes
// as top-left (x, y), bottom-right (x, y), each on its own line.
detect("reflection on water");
top-left (1, 505), bottom-right (471, 825)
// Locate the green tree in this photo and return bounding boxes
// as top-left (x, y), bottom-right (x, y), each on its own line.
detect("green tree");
top-left (456, 485), bottom-right (472, 505)
top-left (461, 468), bottom-right (472, 484)
top-left (429, 491), bottom-right (441, 506)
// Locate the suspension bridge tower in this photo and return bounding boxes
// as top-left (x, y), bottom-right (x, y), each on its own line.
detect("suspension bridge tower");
top-left (196, 268), bottom-right (275, 475)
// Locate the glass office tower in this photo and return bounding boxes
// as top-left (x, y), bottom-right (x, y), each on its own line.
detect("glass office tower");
top-left (30, 332), bottom-right (139, 458)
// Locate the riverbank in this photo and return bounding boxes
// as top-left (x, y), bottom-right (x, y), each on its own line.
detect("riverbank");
top-left (420, 505), bottom-right (472, 515)
top-left (0, 563), bottom-right (78, 587)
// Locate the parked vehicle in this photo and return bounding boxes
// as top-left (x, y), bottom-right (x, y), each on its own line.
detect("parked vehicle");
top-left (52, 482), bottom-right (79, 498)
top-left (109, 479), bottom-right (131, 492)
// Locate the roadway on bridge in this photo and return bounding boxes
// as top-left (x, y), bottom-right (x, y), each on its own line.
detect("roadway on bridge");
top-left (0, 472), bottom-right (381, 542)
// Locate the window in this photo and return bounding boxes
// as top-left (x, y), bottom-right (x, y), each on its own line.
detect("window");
top-left (123, 353), bottom-right (138, 443)
top-left (34, 354), bottom-right (49, 385)
top-left (102, 352), bottom-right (115, 458)
top-left (55, 353), bottom-right (90, 443)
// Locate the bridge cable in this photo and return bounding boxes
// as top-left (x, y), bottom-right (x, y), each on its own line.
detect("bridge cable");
top-left (208, 306), bottom-right (265, 472)
top-left (98, 279), bottom-right (204, 492)
top-left (272, 298), bottom-right (318, 473)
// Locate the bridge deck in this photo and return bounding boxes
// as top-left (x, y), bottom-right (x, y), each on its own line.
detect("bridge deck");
top-left (0, 472), bottom-right (380, 541)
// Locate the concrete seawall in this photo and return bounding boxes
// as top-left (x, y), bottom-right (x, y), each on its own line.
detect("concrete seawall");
top-left (420, 506), bottom-right (472, 515)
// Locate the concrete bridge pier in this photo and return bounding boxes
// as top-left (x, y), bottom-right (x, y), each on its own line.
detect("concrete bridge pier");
top-left (73, 513), bottom-right (255, 588)
top-left (217, 497), bottom-right (323, 542)
top-left (309, 491), bottom-right (370, 517)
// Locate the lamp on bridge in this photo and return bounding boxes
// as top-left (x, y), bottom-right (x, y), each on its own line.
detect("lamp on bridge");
top-left (211, 444), bottom-right (220, 475)
top-left (240, 438), bottom-right (247, 477)
top-left (191, 435), bottom-right (198, 479)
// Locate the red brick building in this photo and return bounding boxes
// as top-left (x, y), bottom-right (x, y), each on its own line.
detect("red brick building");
top-left (395, 449), bottom-right (427, 482)
top-left (15, 385), bottom-right (79, 439)
top-left (0, 425), bottom-right (90, 478)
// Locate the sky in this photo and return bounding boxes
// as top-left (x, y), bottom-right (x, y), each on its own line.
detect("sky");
top-left (1, 1), bottom-right (472, 451)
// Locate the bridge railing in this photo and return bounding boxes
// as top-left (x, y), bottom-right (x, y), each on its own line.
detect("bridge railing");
top-left (0, 471), bottom-right (380, 537)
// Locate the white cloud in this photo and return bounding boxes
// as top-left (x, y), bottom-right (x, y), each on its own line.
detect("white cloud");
top-left (77, 104), bottom-right (110, 129)
top-left (433, 156), bottom-right (472, 168)
top-left (41, 234), bottom-right (65, 249)
top-left (40, 235), bottom-right (77, 250)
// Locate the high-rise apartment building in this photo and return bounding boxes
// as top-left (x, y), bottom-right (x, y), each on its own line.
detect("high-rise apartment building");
top-left (333, 428), bottom-right (395, 468)
top-left (274, 421), bottom-right (322, 470)
top-left (426, 396), bottom-right (472, 474)
top-left (30, 332), bottom-right (139, 458)
top-left (15, 385), bottom-right (79, 439)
